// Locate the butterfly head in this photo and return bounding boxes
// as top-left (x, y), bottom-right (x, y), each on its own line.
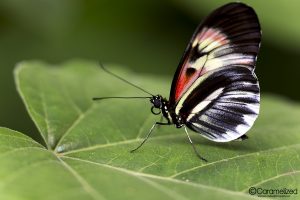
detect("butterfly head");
top-left (150, 95), bottom-right (163, 108)
top-left (150, 95), bottom-right (163, 115)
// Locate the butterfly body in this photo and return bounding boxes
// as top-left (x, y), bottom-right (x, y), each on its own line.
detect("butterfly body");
top-left (150, 95), bottom-right (184, 128)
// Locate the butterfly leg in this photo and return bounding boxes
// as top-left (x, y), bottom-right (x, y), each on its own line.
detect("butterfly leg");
top-left (184, 126), bottom-right (208, 162)
top-left (156, 115), bottom-right (164, 130)
top-left (130, 122), bottom-right (170, 153)
top-left (234, 134), bottom-right (249, 141)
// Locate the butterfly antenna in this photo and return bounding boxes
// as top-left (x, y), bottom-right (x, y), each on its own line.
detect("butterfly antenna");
top-left (98, 62), bottom-right (154, 96)
top-left (93, 96), bottom-right (151, 101)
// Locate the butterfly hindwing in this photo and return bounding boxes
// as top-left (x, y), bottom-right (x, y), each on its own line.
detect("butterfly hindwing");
top-left (177, 66), bottom-right (260, 142)
top-left (169, 2), bottom-right (261, 105)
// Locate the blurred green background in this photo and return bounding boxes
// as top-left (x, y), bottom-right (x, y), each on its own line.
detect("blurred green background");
top-left (1, 0), bottom-right (300, 142)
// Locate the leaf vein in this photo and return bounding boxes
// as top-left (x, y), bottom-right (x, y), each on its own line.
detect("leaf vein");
top-left (57, 156), bottom-right (106, 200)
top-left (61, 155), bottom-right (263, 199)
top-left (61, 134), bottom-right (183, 155)
top-left (241, 171), bottom-right (300, 192)
top-left (169, 143), bottom-right (300, 178)
top-left (54, 104), bottom-right (97, 152)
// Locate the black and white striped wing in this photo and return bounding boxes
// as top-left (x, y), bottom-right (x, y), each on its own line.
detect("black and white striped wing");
top-left (176, 66), bottom-right (259, 142)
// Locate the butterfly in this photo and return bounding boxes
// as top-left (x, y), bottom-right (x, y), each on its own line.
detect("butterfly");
top-left (94, 2), bottom-right (261, 161)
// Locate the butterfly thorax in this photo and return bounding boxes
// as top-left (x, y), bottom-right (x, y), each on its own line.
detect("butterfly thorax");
top-left (150, 95), bottom-right (184, 128)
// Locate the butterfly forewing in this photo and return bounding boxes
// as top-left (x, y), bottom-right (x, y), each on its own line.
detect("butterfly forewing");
top-left (170, 3), bottom-right (261, 142)
top-left (169, 2), bottom-right (261, 105)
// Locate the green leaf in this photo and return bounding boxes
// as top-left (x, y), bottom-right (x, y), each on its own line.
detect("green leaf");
top-left (0, 60), bottom-right (299, 199)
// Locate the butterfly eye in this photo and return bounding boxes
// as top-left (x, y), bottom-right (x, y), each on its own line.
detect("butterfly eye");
top-left (151, 106), bottom-right (161, 115)
top-left (152, 98), bottom-right (162, 108)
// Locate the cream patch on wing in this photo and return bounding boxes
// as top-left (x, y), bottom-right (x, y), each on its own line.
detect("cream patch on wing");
top-left (196, 27), bottom-right (229, 53)
top-left (191, 54), bottom-right (208, 70)
top-left (205, 54), bottom-right (255, 71)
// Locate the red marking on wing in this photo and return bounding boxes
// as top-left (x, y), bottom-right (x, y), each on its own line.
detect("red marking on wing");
top-left (175, 63), bottom-right (191, 101)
